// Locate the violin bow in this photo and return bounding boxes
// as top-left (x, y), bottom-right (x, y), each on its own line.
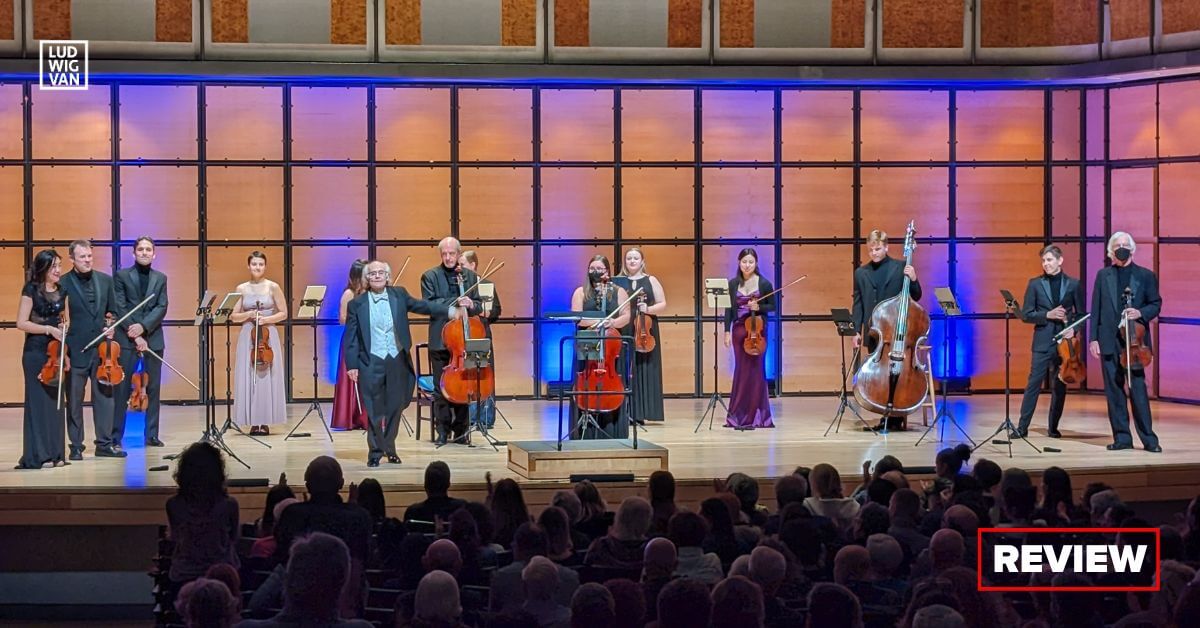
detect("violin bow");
top-left (140, 346), bottom-right (201, 392)
top-left (753, 274), bottom-right (808, 303)
top-left (83, 292), bottom-right (157, 351)
top-left (482, 256), bottom-right (496, 277)
top-left (56, 307), bottom-right (69, 411)
top-left (462, 261), bottom-right (506, 298)
top-left (593, 287), bottom-right (645, 329)
top-left (390, 256), bottom-right (412, 286)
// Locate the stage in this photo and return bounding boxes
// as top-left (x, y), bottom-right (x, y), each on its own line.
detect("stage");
top-left (1, 394), bottom-right (1198, 525)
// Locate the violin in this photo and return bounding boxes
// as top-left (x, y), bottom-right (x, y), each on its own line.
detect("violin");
top-left (38, 323), bottom-right (69, 388)
top-left (129, 369), bottom-right (148, 411)
top-left (440, 266), bottom-right (496, 405)
top-left (633, 293), bottom-right (656, 354)
top-left (1119, 288), bottom-right (1153, 370)
top-left (1056, 332), bottom-right (1086, 385)
top-left (853, 222), bottom-right (931, 416)
top-left (742, 275), bottom-right (807, 356)
top-left (96, 313), bottom-right (125, 387)
top-left (576, 278), bottom-right (628, 413)
top-left (253, 307), bottom-right (274, 370)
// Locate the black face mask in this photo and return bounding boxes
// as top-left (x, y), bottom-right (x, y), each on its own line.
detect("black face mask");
top-left (1114, 247), bottom-right (1132, 262)
top-left (589, 269), bottom-right (606, 283)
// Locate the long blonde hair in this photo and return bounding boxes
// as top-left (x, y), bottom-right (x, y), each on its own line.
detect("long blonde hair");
top-left (619, 247), bottom-right (649, 277)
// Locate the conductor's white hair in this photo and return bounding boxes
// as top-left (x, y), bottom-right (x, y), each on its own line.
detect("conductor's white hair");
top-left (1107, 232), bottom-right (1137, 257)
top-left (366, 260), bottom-right (391, 277)
top-left (438, 237), bottom-right (461, 252)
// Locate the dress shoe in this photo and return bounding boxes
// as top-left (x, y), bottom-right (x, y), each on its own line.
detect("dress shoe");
top-left (96, 446), bottom-right (127, 458)
top-left (1047, 430), bottom-right (1062, 438)
top-left (1106, 443), bottom-right (1133, 451)
top-left (1007, 430), bottom-right (1026, 440)
top-left (145, 438), bottom-right (164, 447)
top-left (69, 449), bottom-right (83, 461)
top-left (367, 458), bottom-right (380, 468)
top-left (387, 455), bottom-right (402, 464)
top-left (435, 432), bottom-right (448, 446)
top-left (1145, 445), bottom-right (1163, 453)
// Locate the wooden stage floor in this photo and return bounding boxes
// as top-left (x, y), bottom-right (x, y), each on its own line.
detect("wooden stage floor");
top-left (1, 394), bottom-right (1196, 492)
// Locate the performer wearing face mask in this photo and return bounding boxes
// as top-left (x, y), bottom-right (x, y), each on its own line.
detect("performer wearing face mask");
top-left (1089, 232), bottom-right (1162, 453)
top-left (569, 255), bottom-right (631, 439)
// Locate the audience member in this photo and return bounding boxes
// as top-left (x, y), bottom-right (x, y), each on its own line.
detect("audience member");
top-left (538, 506), bottom-right (577, 564)
top-left (238, 532), bottom-right (372, 628)
top-left (570, 583), bottom-right (615, 628)
top-left (574, 480), bottom-right (612, 542)
top-left (640, 537), bottom-right (677, 624)
top-left (584, 496), bottom-right (652, 570)
top-left (177, 578), bottom-right (239, 628)
top-left (412, 570), bottom-right (466, 628)
top-left (488, 475), bottom-right (532, 549)
top-left (602, 578), bottom-right (646, 628)
top-left (250, 497), bottom-right (298, 559)
top-left (490, 522), bottom-right (579, 613)
top-left (667, 510), bottom-right (722, 585)
top-left (648, 470), bottom-right (678, 535)
top-left (522, 556), bottom-right (571, 628)
top-left (806, 582), bottom-right (863, 628)
top-left (403, 462), bottom-right (466, 527)
top-left (711, 575), bottom-right (764, 628)
top-left (165, 442), bottom-right (240, 590)
top-left (804, 464), bottom-right (860, 532)
top-left (654, 577), bottom-right (711, 628)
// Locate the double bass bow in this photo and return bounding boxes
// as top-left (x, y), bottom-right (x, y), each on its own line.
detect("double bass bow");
top-left (742, 275), bottom-right (808, 356)
top-left (853, 222), bottom-right (931, 416)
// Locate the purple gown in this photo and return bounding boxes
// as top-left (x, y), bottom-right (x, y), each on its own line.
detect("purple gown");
top-left (727, 292), bottom-right (774, 428)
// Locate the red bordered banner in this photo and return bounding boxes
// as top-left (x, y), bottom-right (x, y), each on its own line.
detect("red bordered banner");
top-left (976, 527), bottom-right (1161, 592)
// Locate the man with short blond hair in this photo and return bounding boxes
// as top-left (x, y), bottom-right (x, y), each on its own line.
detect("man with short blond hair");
top-left (60, 239), bottom-right (120, 459)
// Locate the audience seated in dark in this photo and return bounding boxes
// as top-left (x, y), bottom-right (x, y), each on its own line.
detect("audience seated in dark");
top-left (667, 510), bottom-right (723, 585)
top-left (249, 497), bottom-right (298, 560)
top-left (711, 575), bottom-right (764, 628)
top-left (488, 474), bottom-right (532, 549)
top-left (522, 556), bottom-right (572, 628)
top-left (700, 496), bottom-right (742, 566)
top-left (804, 463), bottom-right (860, 533)
top-left (648, 470), bottom-right (677, 536)
top-left (490, 522), bottom-right (580, 613)
top-left (408, 569), bottom-right (467, 628)
top-left (639, 537), bottom-right (677, 625)
top-left (569, 583), bottom-right (615, 628)
top-left (551, 489), bottom-right (595, 553)
top-left (584, 496), bottom-right (653, 570)
top-left (178, 577), bottom-right (239, 628)
top-left (447, 508), bottom-right (493, 586)
top-left (887, 488), bottom-right (929, 565)
top-left (353, 477), bottom-right (387, 524)
top-left (764, 473), bottom-right (808, 535)
top-left (165, 442), bottom-right (241, 588)
top-left (538, 505), bottom-right (579, 565)
top-left (652, 576), bottom-right (711, 628)
top-left (404, 461), bottom-right (467, 527)
top-left (574, 480), bottom-right (614, 542)
top-left (603, 577), bottom-right (646, 628)
top-left (237, 532), bottom-right (373, 628)
top-left (807, 582), bottom-right (863, 628)
top-left (254, 475), bottom-right (296, 538)
top-left (749, 545), bottom-right (804, 628)
top-left (726, 472), bottom-right (769, 528)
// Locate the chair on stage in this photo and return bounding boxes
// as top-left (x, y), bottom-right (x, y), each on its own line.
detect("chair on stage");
top-left (414, 342), bottom-right (436, 442)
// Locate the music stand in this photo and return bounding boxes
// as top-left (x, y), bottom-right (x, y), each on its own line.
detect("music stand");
top-left (552, 324), bottom-right (637, 451)
top-left (215, 293), bottom-right (269, 449)
top-left (287, 286), bottom-right (332, 442)
top-left (437, 337), bottom-right (503, 451)
top-left (825, 308), bottom-right (876, 436)
top-left (191, 291), bottom-right (251, 469)
top-left (696, 278), bottom-right (731, 433)
top-left (973, 289), bottom-right (1040, 456)
top-left (917, 288), bottom-right (976, 448)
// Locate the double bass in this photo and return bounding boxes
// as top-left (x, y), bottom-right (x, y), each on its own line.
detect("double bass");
top-left (439, 266), bottom-right (496, 406)
top-left (853, 222), bottom-right (931, 416)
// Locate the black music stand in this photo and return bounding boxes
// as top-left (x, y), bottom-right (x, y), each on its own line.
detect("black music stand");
top-left (825, 308), bottom-right (876, 436)
top-left (287, 286), bottom-right (333, 442)
top-left (437, 337), bottom-right (503, 451)
top-left (696, 279), bottom-right (730, 432)
top-left (974, 289), bottom-right (1040, 456)
top-left (192, 291), bottom-right (251, 469)
top-left (554, 328), bottom-right (636, 451)
top-left (917, 288), bottom-right (976, 448)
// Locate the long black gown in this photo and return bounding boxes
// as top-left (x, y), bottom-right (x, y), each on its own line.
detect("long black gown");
top-left (17, 283), bottom-right (67, 469)
top-left (570, 284), bottom-right (630, 440)
top-left (611, 275), bottom-right (665, 422)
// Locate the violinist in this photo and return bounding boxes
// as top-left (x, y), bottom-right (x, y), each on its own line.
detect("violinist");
top-left (851, 229), bottom-right (921, 431)
top-left (112, 237), bottom-right (169, 448)
top-left (344, 260), bottom-right (470, 466)
top-left (229, 251), bottom-right (288, 436)
top-left (15, 250), bottom-right (69, 469)
top-left (570, 255), bottom-right (631, 439)
top-left (459, 250), bottom-right (501, 430)
top-left (722, 248), bottom-right (775, 429)
top-left (421, 237), bottom-right (484, 445)
top-left (612, 247), bottom-right (667, 422)
top-left (1014, 245), bottom-right (1084, 440)
top-left (1089, 232), bottom-right (1162, 453)
top-left (332, 259), bottom-right (369, 431)
top-left (61, 240), bottom-right (120, 460)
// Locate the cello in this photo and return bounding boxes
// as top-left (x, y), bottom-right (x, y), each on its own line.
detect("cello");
top-left (576, 280), bottom-right (642, 413)
top-left (853, 222), bottom-right (931, 416)
top-left (439, 265), bottom-right (496, 406)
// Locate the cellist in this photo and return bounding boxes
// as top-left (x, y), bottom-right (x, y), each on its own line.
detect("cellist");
top-left (569, 255), bottom-right (631, 439)
top-left (459, 250), bottom-right (501, 430)
top-left (723, 248), bottom-right (775, 429)
top-left (421, 237), bottom-right (484, 445)
top-left (1014, 245), bottom-right (1084, 440)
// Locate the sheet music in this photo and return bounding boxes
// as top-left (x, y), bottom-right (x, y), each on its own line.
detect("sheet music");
top-left (477, 283), bottom-right (495, 315)
top-left (212, 292), bottom-right (242, 325)
top-left (296, 285), bottom-right (327, 320)
top-left (704, 277), bottom-right (731, 309)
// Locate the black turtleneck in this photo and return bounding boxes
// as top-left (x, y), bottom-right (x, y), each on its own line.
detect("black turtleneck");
top-left (77, 269), bottom-right (96, 308)
top-left (868, 257), bottom-right (890, 292)
top-left (1115, 263), bottom-right (1132, 298)
top-left (1045, 272), bottom-right (1062, 307)
top-left (136, 263), bottom-right (151, 297)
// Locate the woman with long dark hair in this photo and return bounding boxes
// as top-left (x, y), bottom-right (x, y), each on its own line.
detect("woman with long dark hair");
top-left (165, 442), bottom-right (240, 590)
top-left (1035, 466), bottom-right (1084, 526)
top-left (332, 259), bottom-right (368, 430)
top-left (723, 248), bottom-right (775, 428)
top-left (15, 249), bottom-right (68, 469)
top-left (487, 474), bottom-right (532, 549)
top-left (569, 254), bottom-right (632, 439)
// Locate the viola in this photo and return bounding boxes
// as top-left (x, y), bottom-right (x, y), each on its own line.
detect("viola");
top-left (96, 313), bottom-right (125, 387)
top-left (253, 308), bottom-right (274, 370)
top-left (129, 370), bottom-right (149, 411)
top-left (1119, 288), bottom-right (1154, 370)
top-left (1056, 333), bottom-right (1086, 385)
top-left (440, 267), bottom-right (496, 405)
top-left (575, 280), bottom-right (626, 413)
top-left (853, 221), bottom-right (931, 416)
top-left (633, 293), bottom-right (656, 354)
top-left (38, 330), bottom-right (69, 388)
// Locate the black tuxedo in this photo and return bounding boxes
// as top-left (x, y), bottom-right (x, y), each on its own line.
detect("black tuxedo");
top-left (1015, 272), bottom-right (1084, 435)
top-left (1089, 262), bottom-right (1161, 449)
top-left (111, 265), bottom-right (170, 443)
top-left (420, 265), bottom-right (484, 441)
top-left (60, 269), bottom-right (118, 451)
top-left (851, 257), bottom-right (923, 335)
top-left (343, 287), bottom-right (444, 462)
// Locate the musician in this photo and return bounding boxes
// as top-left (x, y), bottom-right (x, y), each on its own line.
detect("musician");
top-left (612, 247), bottom-right (667, 422)
top-left (851, 229), bottom-right (921, 431)
top-left (332, 259), bottom-right (369, 431)
top-left (459, 250), bottom-right (501, 430)
top-left (421, 237), bottom-right (484, 445)
top-left (1089, 232), bottom-right (1162, 453)
top-left (569, 255), bottom-right (631, 439)
top-left (1013, 245), bottom-right (1084, 439)
top-left (229, 251), bottom-right (288, 436)
top-left (112, 237), bottom-right (170, 448)
top-left (61, 240), bottom-right (120, 459)
top-left (722, 248), bottom-right (775, 429)
top-left (344, 260), bottom-right (469, 466)
top-left (16, 250), bottom-right (69, 469)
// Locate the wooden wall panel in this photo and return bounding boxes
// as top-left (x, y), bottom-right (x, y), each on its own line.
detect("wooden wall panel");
top-left (956, 90), bottom-right (1044, 162)
top-left (290, 321), bottom-right (338, 398)
top-left (117, 244), bottom-right (200, 323)
top-left (290, 87), bottom-right (368, 161)
top-left (781, 167), bottom-right (853, 239)
top-left (882, 0), bottom-right (964, 49)
top-left (860, 90), bottom-right (949, 162)
top-left (32, 0), bottom-right (70, 40)
top-left (0, 329), bottom-right (22, 402)
top-left (1162, 0), bottom-right (1200, 35)
top-left (204, 86), bottom-right (284, 161)
top-left (831, 0), bottom-right (866, 48)
top-left (491, 323), bottom-right (535, 396)
top-left (620, 167), bottom-right (695, 240)
top-left (204, 166), bottom-right (284, 241)
top-left (701, 167), bottom-right (774, 239)
top-left (385, 0), bottom-right (420, 45)
top-left (1085, 166), bottom-right (1106, 238)
top-left (540, 167), bottom-right (615, 240)
top-left (0, 248), bottom-right (26, 321)
top-left (1159, 162), bottom-right (1200, 238)
top-left (620, 90), bottom-right (695, 163)
top-left (373, 245), bottom-right (436, 296)
top-left (31, 89), bottom-right (111, 160)
top-left (458, 167), bottom-right (533, 240)
top-left (159, 326), bottom-right (203, 402)
top-left (0, 167), bottom-right (23, 241)
top-left (1109, 167), bottom-right (1155, 242)
top-left (1050, 166), bottom-right (1082, 239)
top-left (719, 0), bottom-right (754, 48)
top-left (119, 166), bottom-right (199, 241)
top-left (330, 0), bottom-right (368, 45)
top-left (120, 85), bottom-right (199, 160)
top-left (31, 166), bottom-right (112, 241)
top-left (210, 0), bottom-right (249, 43)
top-left (541, 89), bottom-right (614, 162)
top-left (538, 245), bottom-right (606, 315)
top-left (780, 91), bottom-right (854, 163)
top-left (859, 167), bottom-right (949, 238)
top-left (1159, 324), bottom-right (1200, 400)
top-left (907, 243), bottom-right (950, 303)
top-left (458, 89), bottom-right (533, 162)
top-left (1051, 90), bottom-right (1081, 161)
top-left (955, 243), bottom-right (1044, 315)
top-left (156, 0), bottom-right (194, 43)
top-left (553, 0), bottom-right (590, 47)
top-left (501, 0), bottom-right (538, 47)
top-left (291, 167), bottom-right (368, 240)
top-left (668, 0), bottom-right (703, 48)
top-left (1108, 85), bottom-right (1158, 160)
top-left (965, 317), bottom-right (1035, 390)
top-left (1085, 89), bottom-right (1106, 161)
top-left (1109, 0), bottom-right (1151, 41)
top-left (0, 84), bottom-right (24, 159)
top-left (781, 321), bottom-right (845, 393)
top-left (375, 88), bottom-right (451, 162)
top-left (701, 90), bottom-right (774, 163)
top-left (955, 167), bottom-right (1044, 238)
top-left (780, 244), bottom-right (855, 316)
top-left (375, 167), bottom-right (451, 240)
top-left (0, 0), bottom-right (13, 40)
top-left (286, 244), bottom-right (369, 322)
top-left (980, 0), bottom-right (1099, 47)
top-left (455, 244), bottom-right (534, 318)
top-left (1158, 80), bottom-right (1200, 158)
top-left (1158, 244), bottom-right (1200, 320)
top-left (620, 244), bottom-right (696, 318)
top-left (659, 322), bottom-right (698, 395)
